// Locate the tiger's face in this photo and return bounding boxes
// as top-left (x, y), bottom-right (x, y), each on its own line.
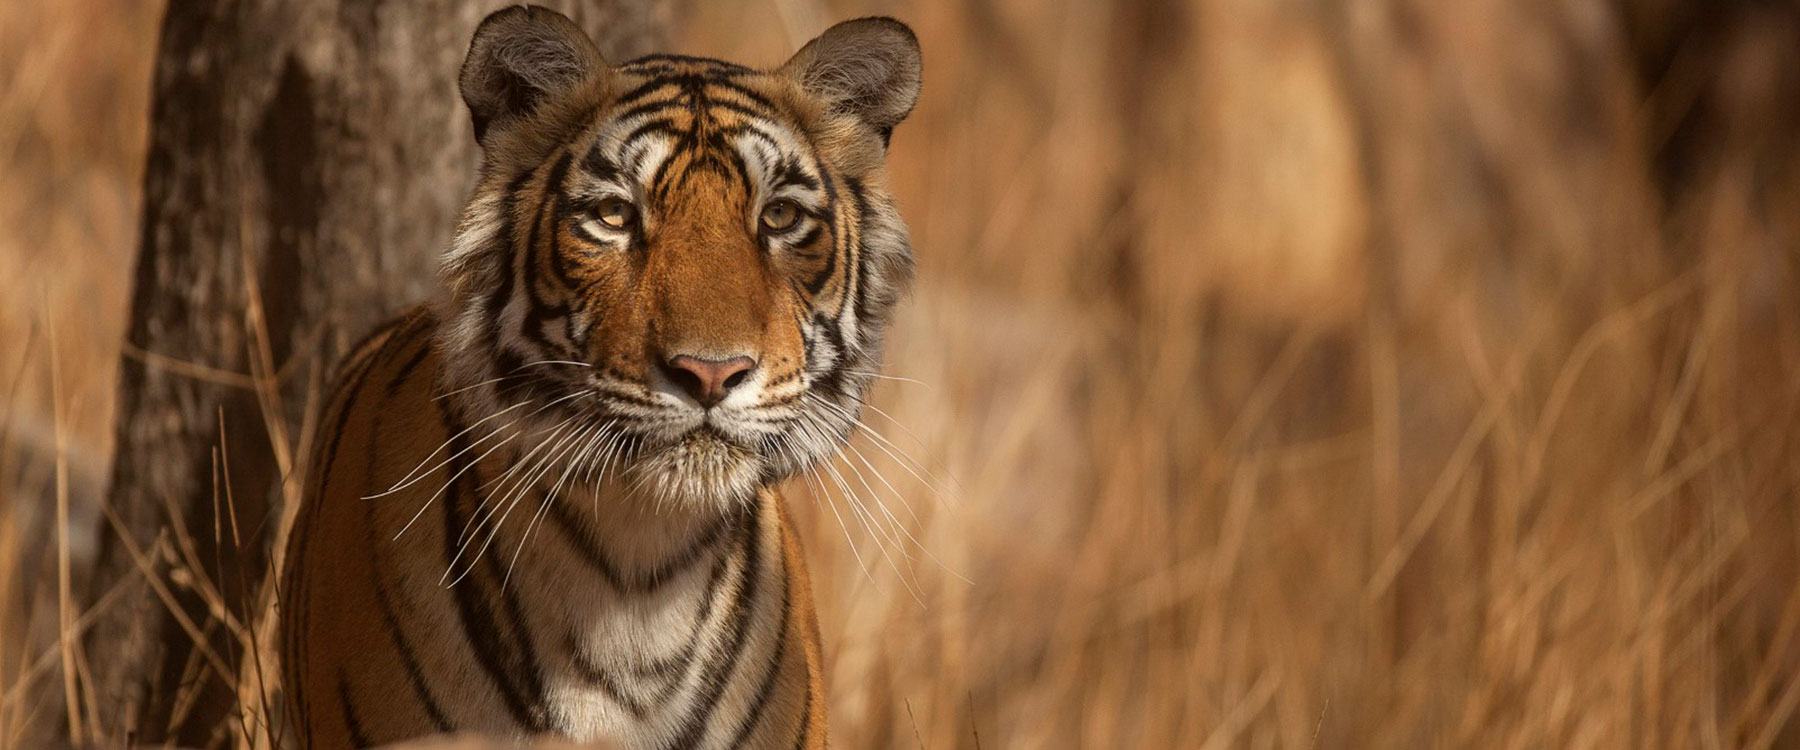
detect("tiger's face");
top-left (434, 8), bottom-right (921, 509)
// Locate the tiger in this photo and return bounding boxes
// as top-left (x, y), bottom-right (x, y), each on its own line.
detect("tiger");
top-left (277, 7), bottom-right (921, 749)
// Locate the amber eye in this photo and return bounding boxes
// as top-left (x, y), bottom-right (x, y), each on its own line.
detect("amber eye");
top-left (594, 197), bottom-right (636, 230)
top-left (759, 199), bottom-right (802, 233)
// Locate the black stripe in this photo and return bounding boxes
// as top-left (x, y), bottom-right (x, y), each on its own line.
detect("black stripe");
top-left (810, 314), bottom-right (847, 396)
top-left (540, 154), bottom-right (577, 289)
top-left (620, 118), bottom-right (682, 150)
top-left (694, 136), bottom-right (752, 188)
top-left (288, 314), bottom-right (413, 742)
top-left (664, 505), bottom-right (765, 750)
top-left (791, 689), bottom-right (812, 750)
top-left (485, 523), bottom-right (555, 725)
top-left (622, 137), bottom-right (659, 184)
top-left (326, 311), bottom-right (415, 386)
top-left (740, 129), bottom-right (781, 177)
top-left (774, 167), bottom-right (822, 194)
top-left (354, 349), bottom-right (455, 734)
top-left (841, 176), bottom-right (870, 323)
top-left (699, 96), bottom-right (782, 122)
top-left (630, 540), bottom-right (736, 687)
top-left (439, 401), bottom-right (552, 733)
top-left (798, 309), bottom-right (817, 367)
top-left (802, 225), bottom-right (838, 296)
top-left (518, 155), bottom-right (576, 359)
top-left (338, 672), bottom-right (372, 748)
top-left (562, 302), bottom-right (587, 355)
top-left (316, 316), bottom-right (419, 495)
top-left (649, 147), bottom-right (686, 204)
top-left (784, 225), bottom-right (824, 255)
top-left (581, 142), bottom-right (622, 180)
top-left (787, 278), bottom-right (813, 312)
top-left (370, 573), bottom-right (455, 732)
top-left (567, 532), bottom-right (737, 717)
top-left (384, 330), bottom-right (433, 396)
top-left (615, 95), bottom-right (687, 127)
top-left (547, 498), bottom-right (743, 594)
top-left (802, 168), bottom-right (842, 296)
top-left (620, 53), bottom-right (752, 75)
top-left (612, 76), bottom-right (679, 106)
top-left (360, 431), bottom-right (455, 738)
top-left (699, 77), bottom-right (778, 110)
top-left (489, 354), bottom-right (529, 404)
top-left (572, 649), bottom-right (654, 719)
top-left (726, 545), bottom-right (794, 749)
top-left (475, 172), bottom-right (532, 370)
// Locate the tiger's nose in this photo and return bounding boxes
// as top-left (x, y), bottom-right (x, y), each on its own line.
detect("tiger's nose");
top-left (662, 354), bottom-right (757, 408)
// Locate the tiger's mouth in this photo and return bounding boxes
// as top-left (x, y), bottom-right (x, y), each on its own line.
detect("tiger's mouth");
top-left (487, 369), bottom-right (845, 509)
top-left (621, 424), bottom-right (767, 508)
top-left (670, 425), bottom-right (749, 457)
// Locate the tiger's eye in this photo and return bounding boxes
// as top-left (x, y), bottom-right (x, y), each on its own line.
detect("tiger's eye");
top-left (596, 198), bottom-right (636, 229)
top-left (760, 199), bottom-right (801, 232)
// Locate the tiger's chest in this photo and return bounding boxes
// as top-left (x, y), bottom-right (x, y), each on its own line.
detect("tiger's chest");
top-left (515, 501), bottom-right (787, 748)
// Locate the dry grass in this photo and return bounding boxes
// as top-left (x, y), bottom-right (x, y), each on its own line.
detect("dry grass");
top-left (5, 0), bottom-right (1800, 747)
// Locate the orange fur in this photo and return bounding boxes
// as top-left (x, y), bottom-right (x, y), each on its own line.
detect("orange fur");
top-left (279, 9), bottom-right (919, 749)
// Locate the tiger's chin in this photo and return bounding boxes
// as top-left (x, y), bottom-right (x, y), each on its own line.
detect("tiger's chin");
top-left (622, 429), bottom-right (767, 511)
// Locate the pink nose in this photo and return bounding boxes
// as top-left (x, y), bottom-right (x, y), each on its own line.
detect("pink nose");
top-left (662, 354), bottom-right (756, 407)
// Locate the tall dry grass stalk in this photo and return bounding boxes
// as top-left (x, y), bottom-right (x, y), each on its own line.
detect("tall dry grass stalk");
top-left (697, 1), bottom-right (1800, 747)
top-left (6, 0), bottom-right (1800, 747)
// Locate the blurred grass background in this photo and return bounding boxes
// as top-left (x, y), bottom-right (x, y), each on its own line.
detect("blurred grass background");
top-left (5, 0), bottom-right (1800, 747)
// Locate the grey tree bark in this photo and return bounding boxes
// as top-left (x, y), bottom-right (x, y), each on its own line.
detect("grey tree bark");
top-left (82, 3), bottom-right (668, 747)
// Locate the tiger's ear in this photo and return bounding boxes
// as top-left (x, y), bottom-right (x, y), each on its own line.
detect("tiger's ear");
top-left (780, 17), bottom-right (922, 142)
top-left (460, 5), bottom-right (606, 144)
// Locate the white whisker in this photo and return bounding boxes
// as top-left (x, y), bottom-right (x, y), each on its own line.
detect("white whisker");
top-left (842, 439), bottom-right (970, 585)
top-left (453, 412), bottom-right (578, 555)
top-left (393, 426), bottom-right (520, 541)
top-left (844, 369), bottom-right (932, 390)
top-left (788, 406), bottom-right (921, 599)
top-left (858, 399), bottom-right (947, 476)
top-left (807, 393), bottom-right (953, 504)
top-left (800, 460), bottom-right (874, 586)
top-left (433, 359), bottom-right (594, 402)
top-left (371, 400), bottom-right (534, 498)
top-left (400, 388), bottom-right (597, 544)
top-left (814, 440), bottom-right (920, 601)
top-left (446, 413), bottom-right (591, 587)
top-left (505, 417), bottom-right (611, 584)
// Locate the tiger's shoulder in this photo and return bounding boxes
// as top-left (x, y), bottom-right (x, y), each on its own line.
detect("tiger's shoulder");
top-left (314, 307), bottom-right (441, 421)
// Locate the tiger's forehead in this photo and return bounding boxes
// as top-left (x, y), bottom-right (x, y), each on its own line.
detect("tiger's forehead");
top-left (572, 55), bottom-right (822, 202)
top-left (617, 53), bottom-right (757, 80)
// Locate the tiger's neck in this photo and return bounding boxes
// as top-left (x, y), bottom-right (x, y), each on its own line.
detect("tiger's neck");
top-left (439, 412), bottom-right (769, 579)
top-left (440, 470), bottom-right (791, 744)
top-left (534, 477), bottom-right (766, 590)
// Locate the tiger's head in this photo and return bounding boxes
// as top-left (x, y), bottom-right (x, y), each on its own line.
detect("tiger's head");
top-left (433, 7), bottom-right (921, 510)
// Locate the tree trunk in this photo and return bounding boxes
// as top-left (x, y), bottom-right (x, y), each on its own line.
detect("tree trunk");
top-left (83, 3), bottom-right (667, 746)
